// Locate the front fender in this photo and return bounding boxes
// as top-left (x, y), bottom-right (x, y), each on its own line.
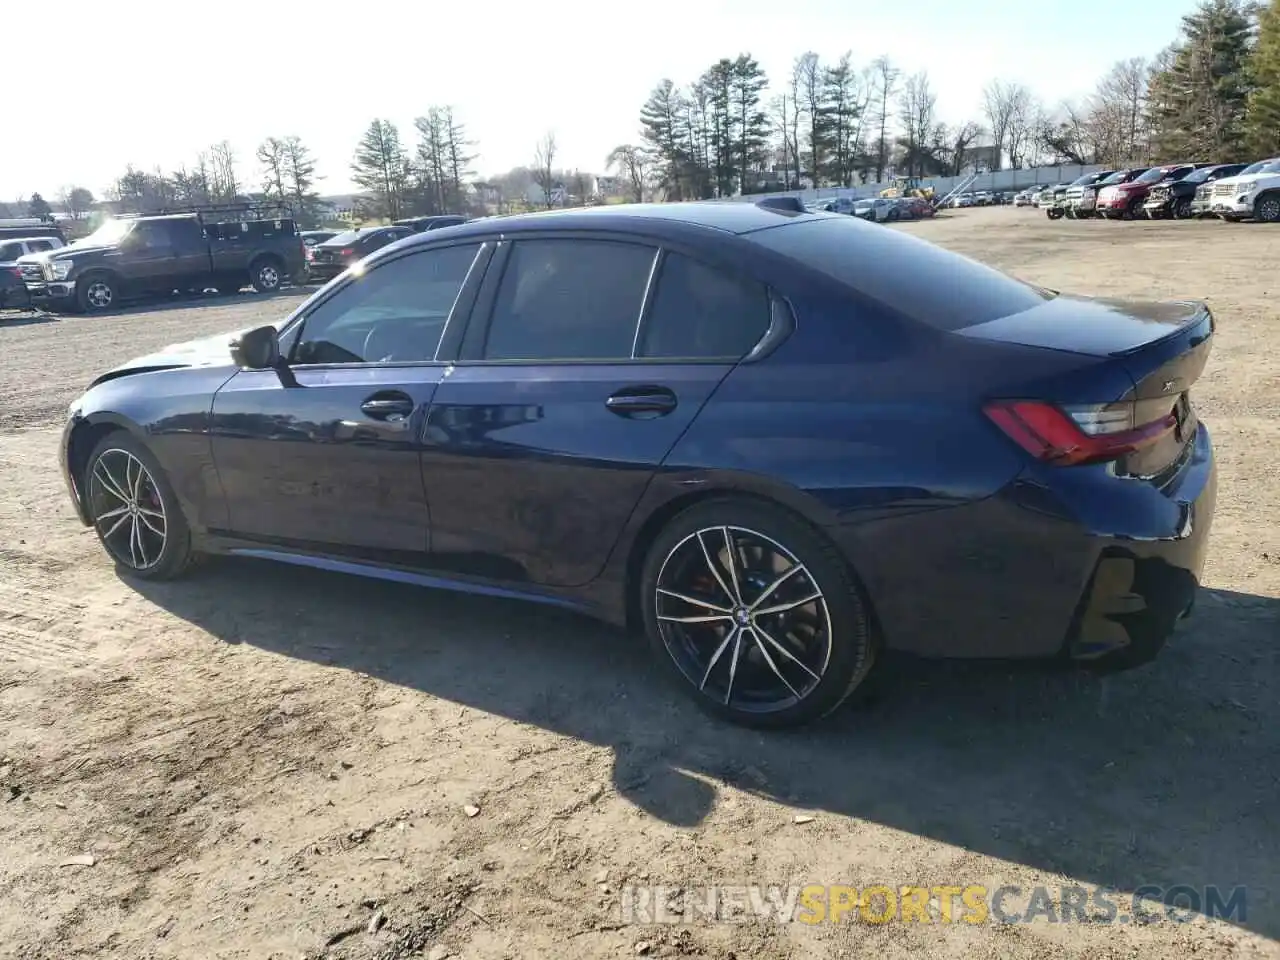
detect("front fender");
top-left (65, 366), bottom-right (239, 534)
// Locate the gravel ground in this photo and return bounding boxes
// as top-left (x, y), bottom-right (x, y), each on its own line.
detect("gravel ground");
top-left (0, 208), bottom-right (1277, 960)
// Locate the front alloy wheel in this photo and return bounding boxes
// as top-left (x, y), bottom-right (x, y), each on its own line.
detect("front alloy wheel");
top-left (1255, 194), bottom-right (1280, 223)
top-left (642, 501), bottom-right (875, 728)
top-left (86, 434), bottom-right (196, 579)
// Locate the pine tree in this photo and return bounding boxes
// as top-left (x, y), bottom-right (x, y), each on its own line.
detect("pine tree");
top-left (351, 119), bottom-right (408, 221)
top-left (731, 54), bottom-right (770, 194)
top-left (1148, 0), bottom-right (1254, 162)
top-left (1246, 0), bottom-right (1280, 155)
top-left (639, 80), bottom-right (689, 199)
top-left (283, 137), bottom-right (321, 226)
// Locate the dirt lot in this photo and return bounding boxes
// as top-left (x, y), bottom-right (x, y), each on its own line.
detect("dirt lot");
top-left (1, 207), bottom-right (1277, 960)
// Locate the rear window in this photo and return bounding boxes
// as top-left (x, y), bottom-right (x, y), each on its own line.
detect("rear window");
top-left (749, 217), bottom-right (1052, 331)
top-left (325, 230), bottom-right (362, 246)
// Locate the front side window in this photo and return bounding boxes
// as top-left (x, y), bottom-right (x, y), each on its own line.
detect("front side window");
top-left (639, 252), bottom-right (770, 359)
top-left (133, 221), bottom-right (174, 248)
top-left (482, 239), bottom-right (655, 361)
top-left (291, 243), bottom-right (481, 365)
top-left (0, 242), bottom-right (23, 261)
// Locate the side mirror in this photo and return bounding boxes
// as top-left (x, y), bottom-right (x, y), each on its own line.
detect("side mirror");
top-left (230, 325), bottom-right (281, 370)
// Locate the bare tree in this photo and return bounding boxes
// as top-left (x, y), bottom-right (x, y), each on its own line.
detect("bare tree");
top-left (56, 185), bottom-right (94, 219)
top-left (257, 137), bottom-right (288, 200)
top-left (896, 71), bottom-right (938, 177)
top-left (606, 144), bottom-right (649, 202)
top-left (1006, 87), bottom-right (1036, 168)
top-left (948, 121), bottom-right (983, 175)
top-left (786, 62), bottom-right (805, 187)
top-left (1092, 58), bottom-right (1150, 163)
top-left (209, 140), bottom-right (239, 202)
top-left (871, 56), bottom-right (900, 181)
top-left (533, 131), bottom-right (557, 208)
top-left (794, 52), bottom-right (825, 184)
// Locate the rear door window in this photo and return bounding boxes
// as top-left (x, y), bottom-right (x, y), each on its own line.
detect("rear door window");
top-left (749, 217), bottom-right (1051, 331)
top-left (481, 239), bottom-right (655, 361)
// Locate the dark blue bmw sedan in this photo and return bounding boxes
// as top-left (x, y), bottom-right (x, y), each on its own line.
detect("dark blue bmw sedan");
top-left (60, 201), bottom-right (1216, 727)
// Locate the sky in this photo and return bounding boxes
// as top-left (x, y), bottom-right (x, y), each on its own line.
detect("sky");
top-left (2, 0), bottom-right (1199, 204)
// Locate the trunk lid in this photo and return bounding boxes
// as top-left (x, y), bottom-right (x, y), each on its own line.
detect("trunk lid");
top-left (963, 295), bottom-right (1212, 481)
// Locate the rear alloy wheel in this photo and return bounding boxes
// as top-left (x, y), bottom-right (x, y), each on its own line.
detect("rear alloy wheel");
top-left (251, 259), bottom-right (283, 293)
top-left (1254, 194), bottom-right (1280, 223)
top-left (85, 433), bottom-right (196, 580)
top-left (641, 500), bottom-right (875, 728)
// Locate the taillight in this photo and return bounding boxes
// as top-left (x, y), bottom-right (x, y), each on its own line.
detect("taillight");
top-left (984, 399), bottom-right (1178, 466)
top-left (340, 247), bottom-right (354, 257)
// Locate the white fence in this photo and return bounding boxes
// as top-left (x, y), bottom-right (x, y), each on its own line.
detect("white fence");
top-left (729, 163), bottom-right (1141, 203)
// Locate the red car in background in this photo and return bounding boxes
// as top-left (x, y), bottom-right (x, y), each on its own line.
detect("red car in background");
top-left (1095, 164), bottom-right (1205, 219)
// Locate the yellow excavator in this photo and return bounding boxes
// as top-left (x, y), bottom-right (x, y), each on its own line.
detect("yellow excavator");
top-left (879, 176), bottom-right (936, 201)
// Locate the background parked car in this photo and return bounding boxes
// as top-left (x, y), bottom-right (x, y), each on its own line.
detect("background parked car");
top-left (392, 215), bottom-right (469, 233)
top-left (1096, 165), bottom-right (1201, 219)
top-left (1059, 171), bottom-right (1116, 218)
top-left (306, 225), bottom-right (414, 282)
top-left (301, 229), bottom-right (342, 280)
top-left (1207, 157), bottom-right (1280, 222)
top-left (1, 235), bottom-right (64, 310)
top-left (1146, 163), bottom-right (1246, 219)
top-left (1071, 168), bottom-right (1149, 218)
top-left (1190, 159), bottom-right (1273, 217)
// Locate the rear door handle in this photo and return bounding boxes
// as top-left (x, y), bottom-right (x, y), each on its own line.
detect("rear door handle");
top-left (605, 386), bottom-right (678, 418)
top-left (360, 392), bottom-right (415, 421)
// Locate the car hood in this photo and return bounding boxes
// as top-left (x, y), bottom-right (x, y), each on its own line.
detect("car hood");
top-left (90, 329), bottom-right (248, 386)
top-left (1213, 173), bottom-right (1275, 190)
top-left (17, 245), bottom-right (113, 265)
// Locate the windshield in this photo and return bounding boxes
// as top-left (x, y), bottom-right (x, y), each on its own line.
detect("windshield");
top-left (1255, 159), bottom-right (1280, 175)
top-left (1069, 173), bottom-right (1099, 186)
top-left (75, 219), bottom-right (134, 247)
top-left (1184, 166), bottom-right (1222, 183)
top-left (1135, 167), bottom-right (1172, 184)
top-left (1099, 170), bottom-right (1136, 185)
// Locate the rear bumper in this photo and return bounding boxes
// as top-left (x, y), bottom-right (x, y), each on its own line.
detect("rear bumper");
top-left (830, 425), bottom-right (1216, 661)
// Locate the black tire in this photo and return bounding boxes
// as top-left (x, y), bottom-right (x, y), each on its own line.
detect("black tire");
top-left (76, 272), bottom-right (117, 313)
top-left (1121, 198), bottom-right (1143, 221)
top-left (250, 257), bottom-right (284, 293)
top-left (639, 498), bottom-right (876, 729)
top-left (84, 431), bottom-right (197, 580)
top-left (1173, 198), bottom-right (1193, 219)
top-left (1254, 193), bottom-right (1280, 223)
top-left (1046, 208), bottom-right (1063, 220)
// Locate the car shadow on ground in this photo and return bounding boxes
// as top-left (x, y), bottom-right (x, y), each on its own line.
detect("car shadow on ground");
top-left (0, 308), bottom-right (60, 326)
top-left (131, 560), bottom-right (1279, 938)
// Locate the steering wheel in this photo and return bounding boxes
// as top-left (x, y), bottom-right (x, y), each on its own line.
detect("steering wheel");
top-left (362, 322), bottom-right (401, 363)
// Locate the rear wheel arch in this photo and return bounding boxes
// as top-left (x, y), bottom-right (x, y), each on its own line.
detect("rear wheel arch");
top-left (622, 486), bottom-right (880, 640)
top-left (249, 253), bottom-right (286, 292)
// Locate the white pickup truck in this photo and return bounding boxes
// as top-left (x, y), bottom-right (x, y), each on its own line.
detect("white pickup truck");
top-left (1207, 157), bottom-right (1280, 222)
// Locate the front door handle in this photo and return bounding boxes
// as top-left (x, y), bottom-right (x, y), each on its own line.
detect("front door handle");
top-left (605, 386), bottom-right (678, 418)
top-left (360, 392), bottom-right (415, 421)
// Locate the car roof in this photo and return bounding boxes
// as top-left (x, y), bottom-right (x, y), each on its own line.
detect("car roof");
top-left (0, 236), bottom-right (59, 245)
top-left (409, 201), bottom-right (812, 245)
